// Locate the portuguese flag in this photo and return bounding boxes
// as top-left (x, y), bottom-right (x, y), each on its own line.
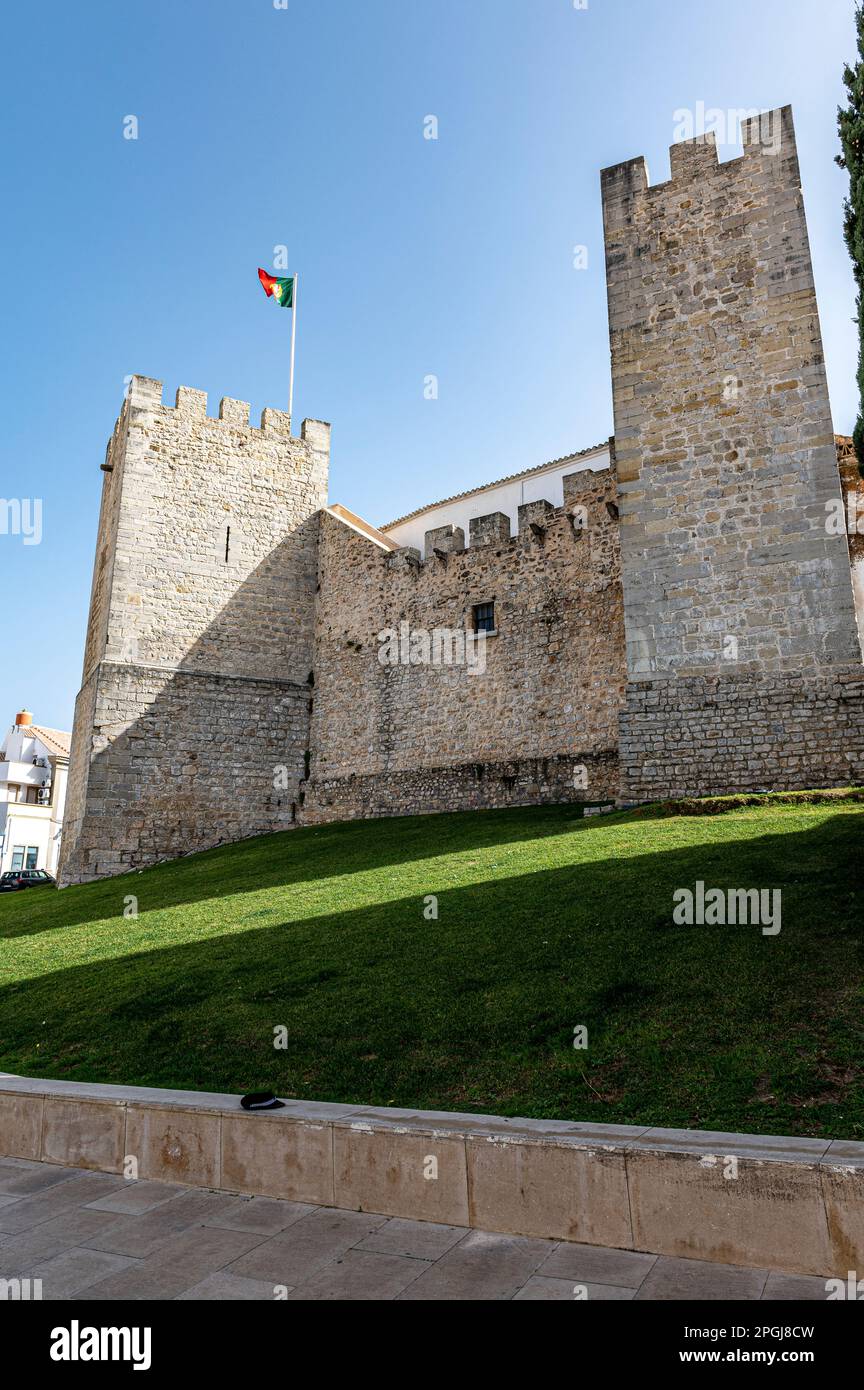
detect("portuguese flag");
top-left (258, 268), bottom-right (295, 307)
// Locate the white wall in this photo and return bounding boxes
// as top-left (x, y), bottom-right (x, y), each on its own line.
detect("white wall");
top-left (0, 724), bottom-right (68, 875)
top-left (382, 448), bottom-right (610, 556)
top-left (0, 805), bottom-right (54, 874)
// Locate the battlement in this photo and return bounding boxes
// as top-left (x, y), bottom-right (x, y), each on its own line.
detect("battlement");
top-left (601, 105), bottom-right (795, 230)
top-left (123, 374), bottom-right (330, 444)
top-left (375, 467), bottom-right (618, 576)
top-left (392, 467), bottom-right (617, 563)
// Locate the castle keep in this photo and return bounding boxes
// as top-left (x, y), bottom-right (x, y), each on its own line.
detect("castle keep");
top-left (60, 384), bottom-right (330, 882)
top-left (59, 107), bottom-right (864, 885)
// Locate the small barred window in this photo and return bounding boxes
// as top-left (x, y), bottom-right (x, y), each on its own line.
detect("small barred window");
top-left (472, 602), bottom-right (496, 634)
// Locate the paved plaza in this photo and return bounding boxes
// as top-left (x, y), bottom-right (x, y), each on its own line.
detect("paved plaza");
top-left (0, 1156), bottom-right (832, 1301)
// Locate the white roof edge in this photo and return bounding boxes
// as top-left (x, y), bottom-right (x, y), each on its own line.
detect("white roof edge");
top-left (381, 441), bottom-right (611, 532)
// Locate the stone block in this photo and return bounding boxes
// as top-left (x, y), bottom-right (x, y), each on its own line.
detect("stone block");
top-left (466, 1128), bottom-right (633, 1247)
top-left (626, 1128), bottom-right (834, 1275)
top-left (218, 397), bottom-right (250, 425)
top-left (125, 1104), bottom-right (221, 1188)
top-left (820, 1141), bottom-right (864, 1277)
top-left (41, 1099), bottom-right (125, 1173)
top-left (0, 1091), bottom-right (43, 1160)
top-left (517, 499), bottom-right (554, 532)
top-left (468, 511), bottom-right (510, 547)
top-left (221, 1112), bottom-right (334, 1205)
top-left (563, 467), bottom-right (608, 501)
top-left (424, 524), bottom-right (465, 558)
top-left (333, 1120), bottom-right (469, 1225)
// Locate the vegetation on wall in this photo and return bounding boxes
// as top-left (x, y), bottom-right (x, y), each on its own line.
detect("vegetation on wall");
top-left (838, 1), bottom-right (864, 477)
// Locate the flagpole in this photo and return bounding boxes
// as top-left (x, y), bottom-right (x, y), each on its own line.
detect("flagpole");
top-left (288, 272), bottom-right (299, 426)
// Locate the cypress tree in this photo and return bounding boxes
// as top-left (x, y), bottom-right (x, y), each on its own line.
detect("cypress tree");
top-left (837, 2), bottom-right (864, 476)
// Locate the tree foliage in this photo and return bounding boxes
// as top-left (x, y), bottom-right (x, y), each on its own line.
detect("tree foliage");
top-left (837, 3), bottom-right (864, 475)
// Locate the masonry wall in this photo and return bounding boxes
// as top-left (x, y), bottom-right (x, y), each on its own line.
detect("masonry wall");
top-left (59, 377), bottom-right (330, 885)
top-left (602, 106), bottom-right (864, 798)
top-left (303, 467), bottom-right (626, 821)
top-left (620, 667), bottom-right (864, 801)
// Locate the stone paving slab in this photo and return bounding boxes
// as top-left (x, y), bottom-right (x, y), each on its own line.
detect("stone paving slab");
top-left (84, 1189), bottom-right (240, 1258)
top-left (763, 1272), bottom-right (835, 1301)
top-left (353, 1217), bottom-right (467, 1261)
top-left (634, 1255), bottom-right (768, 1301)
top-left (225, 1208), bottom-right (387, 1286)
top-left (285, 1249), bottom-right (425, 1301)
top-left (203, 1195), bottom-right (315, 1236)
top-left (0, 1172), bottom-right (126, 1234)
top-left (0, 1161), bottom-right (844, 1301)
top-left (538, 1241), bottom-right (657, 1287)
top-left (514, 1275), bottom-right (636, 1301)
top-left (396, 1230), bottom-right (557, 1301)
top-left (0, 1164), bottom-right (88, 1196)
top-left (0, 1207), bottom-right (122, 1271)
top-left (85, 1180), bottom-right (188, 1215)
top-left (176, 1271), bottom-right (292, 1301)
top-left (30, 1247), bottom-right (141, 1299)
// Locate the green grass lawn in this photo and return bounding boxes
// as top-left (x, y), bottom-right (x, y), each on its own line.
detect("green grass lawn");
top-left (0, 795), bottom-right (861, 1138)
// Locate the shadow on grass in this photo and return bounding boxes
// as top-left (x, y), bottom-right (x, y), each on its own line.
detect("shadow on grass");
top-left (1, 814), bottom-right (860, 1136)
top-left (0, 802), bottom-right (595, 940)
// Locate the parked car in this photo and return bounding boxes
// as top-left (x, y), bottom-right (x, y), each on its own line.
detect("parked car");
top-left (0, 869), bottom-right (56, 892)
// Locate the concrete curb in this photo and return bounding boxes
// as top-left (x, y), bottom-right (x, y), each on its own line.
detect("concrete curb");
top-left (0, 1074), bottom-right (860, 1276)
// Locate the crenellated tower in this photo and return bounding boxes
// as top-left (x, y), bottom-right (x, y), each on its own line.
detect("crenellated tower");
top-left (602, 106), bottom-right (864, 798)
top-left (59, 376), bottom-right (330, 884)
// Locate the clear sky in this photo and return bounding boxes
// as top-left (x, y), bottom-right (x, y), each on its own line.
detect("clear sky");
top-left (1, 0), bottom-right (859, 731)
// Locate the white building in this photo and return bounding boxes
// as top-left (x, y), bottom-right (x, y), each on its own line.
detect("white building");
top-left (381, 441), bottom-right (611, 556)
top-left (0, 710), bottom-right (70, 876)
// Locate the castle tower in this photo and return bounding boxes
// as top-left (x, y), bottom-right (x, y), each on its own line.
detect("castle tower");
top-left (602, 106), bottom-right (864, 799)
top-left (59, 376), bottom-right (330, 884)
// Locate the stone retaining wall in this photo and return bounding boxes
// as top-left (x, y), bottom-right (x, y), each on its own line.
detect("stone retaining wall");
top-left (1, 1076), bottom-right (860, 1277)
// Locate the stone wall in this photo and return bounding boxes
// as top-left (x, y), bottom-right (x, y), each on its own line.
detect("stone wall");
top-left (602, 107), bottom-right (864, 800)
top-left (81, 410), bottom-right (129, 683)
top-left (59, 377), bottom-right (330, 885)
top-left (603, 106), bottom-right (860, 680)
top-left (61, 665), bottom-right (310, 882)
top-left (303, 467), bottom-right (625, 821)
top-left (620, 665), bottom-right (864, 801)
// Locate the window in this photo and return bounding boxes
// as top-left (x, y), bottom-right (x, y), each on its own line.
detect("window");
top-left (472, 602), bottom-right (496, 635)
top-left (25, 847), bottom-right (38, 870)
top-left (9, 785), bottom-right (36, 803)
top-left (11, 847), bottom-right (24, 871)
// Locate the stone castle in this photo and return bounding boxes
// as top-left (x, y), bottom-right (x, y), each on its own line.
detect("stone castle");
top-left (59, 106), bottom-right (864, 885)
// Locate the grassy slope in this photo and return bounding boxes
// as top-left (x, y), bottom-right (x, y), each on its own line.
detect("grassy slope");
top-left (0, 798), bottom-right (861, 1137)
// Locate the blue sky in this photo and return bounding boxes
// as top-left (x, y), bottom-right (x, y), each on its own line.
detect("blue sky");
top-left (1, 0), bottom-right (859, 730)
